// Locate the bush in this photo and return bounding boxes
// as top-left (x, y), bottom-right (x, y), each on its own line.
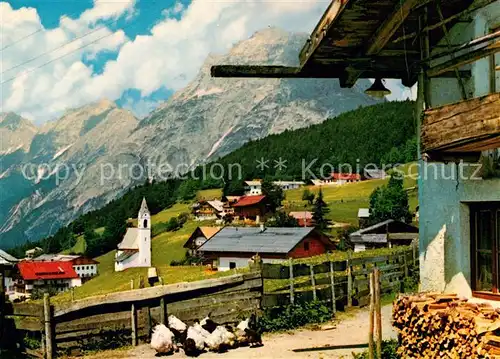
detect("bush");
top-left (30, 286), bottom-right (59, 300)
top-left (170, 252), bottom-right (203, 266)
top-left (352, 339), bottom-right (399, 359)
top-left (258, 301), bottom-right (332, 333)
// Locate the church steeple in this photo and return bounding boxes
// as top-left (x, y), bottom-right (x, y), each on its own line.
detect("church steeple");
top-left (138, 198), bottom-right (150, 229)
top-left (139, 197), bottom-right (149, 214)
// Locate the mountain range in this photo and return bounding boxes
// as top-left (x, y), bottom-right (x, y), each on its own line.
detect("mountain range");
top-left (0, 27), bottom-right (382, 248)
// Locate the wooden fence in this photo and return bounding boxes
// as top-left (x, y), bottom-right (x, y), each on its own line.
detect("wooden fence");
top-left (1, 248), bottom-right (418, 357)
top-left (3, 272), bottom-right (262, 357)
top-left (261, 247), bottom-right (418, 310)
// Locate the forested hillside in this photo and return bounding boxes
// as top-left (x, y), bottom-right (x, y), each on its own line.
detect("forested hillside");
top-left (200, 100), bottom-right (416, 193)
top-left (7, 101), bottom-right (416, 257)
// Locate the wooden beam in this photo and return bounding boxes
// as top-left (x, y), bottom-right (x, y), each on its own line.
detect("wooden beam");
top-left (54, 272), bottom-right (261, 317)
top-left (435, 1), bottom-right (467, 100)
top-left (392, 0), bottom-right (498, 44)
top-left (343, 0), bottom-right (426, 87)
top-left (421, 93), bottom-right (500, 153)
top-left (298, 0), bottom-right (349, 66)
top-left (423, 151), bottom-right (481, 163)
top-left (211, 65), bottom-right (300, 78)
top-left (427, 40), bottom-right (500, 77)
top-left (427, 29), bottom-right (500, 63)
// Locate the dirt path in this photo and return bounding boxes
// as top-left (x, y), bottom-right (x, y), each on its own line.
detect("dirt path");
top-left (76, 305), bottom-right (396, 359)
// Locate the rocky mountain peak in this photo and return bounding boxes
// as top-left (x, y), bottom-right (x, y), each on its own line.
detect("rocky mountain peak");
top-left (0, 27), bottom-right (383, 249)
top-left (0, 112), bottom-right (37, 132)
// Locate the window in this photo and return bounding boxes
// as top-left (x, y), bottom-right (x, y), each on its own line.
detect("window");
top-left (304, 241), bottom-right (310, 251)
top-left (143, 219), bottom-right (148, 228)
top-left (471, 203), bottom-right (500, 294)
top-left (229, 262), bottom-right (236, 270)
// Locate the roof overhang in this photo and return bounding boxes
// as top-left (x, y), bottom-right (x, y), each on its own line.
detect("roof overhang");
top-left (211, 0), bottom-right (490, 87)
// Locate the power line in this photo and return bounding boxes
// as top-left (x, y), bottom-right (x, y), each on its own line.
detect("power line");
top-left (1, 31), bottom-right (117, 85)
top-left (0, 3), bottom-right (154, 86)
top-left (0, 0), bottom-right (164, 85)
top-left (2, 25), bottom-right (107, 74)
top-left (1, 6), bottom-right (99, 52)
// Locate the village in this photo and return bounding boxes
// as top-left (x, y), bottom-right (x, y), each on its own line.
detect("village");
top-left (0, 173), bottom-right (419, 302)
top-left (1, 0), bottom-right (500, 358)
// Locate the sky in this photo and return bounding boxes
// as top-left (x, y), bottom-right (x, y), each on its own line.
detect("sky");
top-left (1, 0), bottom-right (414, 123)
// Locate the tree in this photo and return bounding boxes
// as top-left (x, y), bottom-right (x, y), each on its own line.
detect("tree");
top-left (222, 180), bottom-right (245, 196)
top-left (312, 188), bottom-right (331, 231)
top-left (261, 179), bottom-right (284, 213)
top-left (336, 225), bottom-right (358, 251)
top-left (266, 211), bottom-right (300, 227)
top-left (369, 175), bottom-right (411, 224)
top-left (302, 188), bottom-right (315, 205)
top-left (177, 179), bottom-right (200, 201)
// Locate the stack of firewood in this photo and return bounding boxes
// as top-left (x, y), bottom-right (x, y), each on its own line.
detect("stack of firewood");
top-left (392, 293), bottom-right (500, 358)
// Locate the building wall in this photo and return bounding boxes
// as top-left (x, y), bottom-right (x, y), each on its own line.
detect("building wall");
top-left (419, 2), bottom-right (500, 298)
top-left (289, 237), bottom-right (328, 258)
top-left (115, 251), bottom-right (141, 272)
top-left (218, 256), bottom-right (284, 271)
top-left (74, 264), bottom-right (98, 278)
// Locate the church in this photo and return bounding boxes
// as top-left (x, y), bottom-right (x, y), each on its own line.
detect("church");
top-left (115, 198), bottom-right (152, 272)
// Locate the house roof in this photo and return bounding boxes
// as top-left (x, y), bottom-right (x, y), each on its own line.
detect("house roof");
top-left (118, 228), bottom-right (139, 250)
top-left (358, 208), bottom-right (370, 218)
top-left (211, 0), bottom-right (479, 87)
top-left (207, 200), bottom-right (224, 212)
top-left (289, 211), bottom-right (313, 220)
top-left (33, 254), bottom-right (81, 262)
top-left (184, 226), bottom-right (222, 248)
top-left (198, 227), bottom-right (323, 254)
top-left (233, 195), bottom-right (266, 207)
top-left (116, 250), bottom-right (138, 262)
top-left (350, 219), bottom-right (418, 236)
top-left (72, 257), bottom-right (100, 265)
top-left (364, 169), bottom-right (387, 179)
top-left (0, 249), bottom-right (18, 265)
top-left (273, 181), bottom-right (305, 186)
top-left (25, 247), bottom-right (42, 254)
top-left (245, 180), bottom-right (262, 186)
top-left (18, 261), bottom-right (79, 281)
top-left (331, 173), bottom-right (361, 181)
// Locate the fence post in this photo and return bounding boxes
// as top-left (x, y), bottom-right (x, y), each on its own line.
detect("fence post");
top-left (347, 252), bottom-right (353, 308)
top-left (412, 242), bottom-right (417, 265)
top-left (374, 268), bottom-right (382, 359)
top-left (309, 265), bottom-right (316, 301)
top-left (43, 293), bottom-right (53, 359)
top-left (146, 306), bottom-right (152, 339)
top-left (329, 261), bottom-right (336, 315)
top-left (130, 280), bottom-right (137, 346)
top-left (403, 252), bottom-right (409, 279)
top-left (289, 259), bottom-right (294, 305)
top-left (368, 272), bottom-right (374, 359)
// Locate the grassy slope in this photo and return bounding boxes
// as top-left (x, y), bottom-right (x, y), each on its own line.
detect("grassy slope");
top-left (52, 219), bottom-right (246, 304)
top-left (284, 163), bottom-right (418, 224)
top-left (53, 166), bottom-right (417, 302)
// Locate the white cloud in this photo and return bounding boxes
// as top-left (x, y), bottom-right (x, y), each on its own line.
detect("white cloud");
top-left (1, 0), bottom-right (410, 123)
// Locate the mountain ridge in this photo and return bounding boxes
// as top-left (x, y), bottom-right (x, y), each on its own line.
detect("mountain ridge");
top-left (0, 27), bottom-right (384, 249)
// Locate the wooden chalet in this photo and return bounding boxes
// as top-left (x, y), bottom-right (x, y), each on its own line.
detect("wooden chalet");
top-left (232, 195), bottom-right (268, 223)
top-left (192, 199), bottom-right (224, 220)
top-left (184, 226), bottom-right (222, 254)
top-left (212, 0), bottom-right (500, 300)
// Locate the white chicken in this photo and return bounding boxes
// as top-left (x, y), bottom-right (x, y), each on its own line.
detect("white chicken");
top-left (205, 325), bottom-right (236, 352)
top-left (150, 324), bottom-right (176, 354)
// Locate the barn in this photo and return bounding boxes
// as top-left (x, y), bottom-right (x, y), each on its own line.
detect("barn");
top-left (198, 226), bottom-right (334, 271)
